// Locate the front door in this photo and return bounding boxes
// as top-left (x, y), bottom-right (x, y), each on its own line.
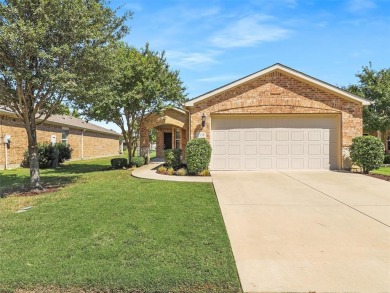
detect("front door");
top-left (164, 132), bottom-right (172, 150)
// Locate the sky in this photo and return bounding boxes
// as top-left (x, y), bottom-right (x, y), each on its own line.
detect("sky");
top-left (94, 0), bottom-right (390, 132)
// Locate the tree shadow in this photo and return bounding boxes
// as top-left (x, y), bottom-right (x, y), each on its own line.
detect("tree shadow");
top-left (0, 163), bottom-right (113, 198)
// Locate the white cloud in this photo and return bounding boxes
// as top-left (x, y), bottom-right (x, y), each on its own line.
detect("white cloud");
top-left (211, 14), bottom-right (290, 48)
top-left (165, 50), bottom-right (220, 69)
top-left (347, 0), bottom-right (376, 12)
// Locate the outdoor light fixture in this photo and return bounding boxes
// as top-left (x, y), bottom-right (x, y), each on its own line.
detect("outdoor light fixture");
top-left (201, 113), bottom-right (206, 127)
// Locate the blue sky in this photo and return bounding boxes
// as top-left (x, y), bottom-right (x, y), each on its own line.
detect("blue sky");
top-left (94, 0), bottom-right (390, 132)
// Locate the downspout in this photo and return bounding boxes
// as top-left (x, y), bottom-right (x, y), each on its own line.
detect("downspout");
top-left (81, 129), bottom-right (85, 159)
top-left (0, 116), bottom-right (6, 170)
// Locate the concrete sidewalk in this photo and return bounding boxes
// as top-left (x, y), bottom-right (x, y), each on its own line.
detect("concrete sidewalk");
top-left (212, 170), bottom-right (390, 293)
top-left (131, 158), bottom-right (212, 182)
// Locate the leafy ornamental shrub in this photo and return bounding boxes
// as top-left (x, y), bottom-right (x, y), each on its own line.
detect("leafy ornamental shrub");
top-left (186, 138), bottom-right (212, 175)
top-left (130, 157), bottom-right (145, 167)
top-left (163, 149), bottom-right (182, 170)
top-left (157, 166), bottom-right (167, 174)
top-left (23, 143), bottom-right (73, 168)
top-left (111, 158), bottom-right (128, 169)
top-left (384, 154), bottom-right (390, 164)
top-left (176, 167), bottom-right (187, 176)
top-left (350, 136), bottom-right (384, 174)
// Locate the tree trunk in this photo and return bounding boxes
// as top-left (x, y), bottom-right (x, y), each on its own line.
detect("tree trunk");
top-left (26, 124), bottom-right (43, 191)
top-left (127, 142), bottom-right (132, 165)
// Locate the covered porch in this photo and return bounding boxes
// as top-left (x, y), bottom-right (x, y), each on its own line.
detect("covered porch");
top-left (140, 108), bottom-right (188, 159)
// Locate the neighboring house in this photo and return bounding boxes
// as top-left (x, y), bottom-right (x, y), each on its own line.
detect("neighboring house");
top-left (140, 63), bottom-right (370, 170)
top-left (0, 107), bottom-right (122, 169)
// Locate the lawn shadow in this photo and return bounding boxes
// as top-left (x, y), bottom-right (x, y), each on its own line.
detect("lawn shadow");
top-left (0, 163), bottom-right (112, 198)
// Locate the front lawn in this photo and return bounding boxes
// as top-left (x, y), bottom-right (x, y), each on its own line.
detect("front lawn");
top-left (0, 158), bottom-right (241, 292)
top-left (371, 166), bottom-right (390, 176)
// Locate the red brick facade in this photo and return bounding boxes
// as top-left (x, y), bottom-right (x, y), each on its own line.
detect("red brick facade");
top-left (188, 71), bottom-right (363, 148)
top-left (0, 115), bottom-right (120, 169)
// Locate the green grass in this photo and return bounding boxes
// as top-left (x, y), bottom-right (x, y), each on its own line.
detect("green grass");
top-left (371, 166), bottom-right (390, 176)
top-left (0, 157), bottom-right (241, 292)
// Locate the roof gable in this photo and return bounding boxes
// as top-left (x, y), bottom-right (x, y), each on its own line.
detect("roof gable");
top-left (185, 63), bottom-right (370, 106)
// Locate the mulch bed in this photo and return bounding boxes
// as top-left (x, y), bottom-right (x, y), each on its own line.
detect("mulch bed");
top-left (367, 173), bottom-right (390, 182)
top-left (13, 187), bottom-right (60, 197)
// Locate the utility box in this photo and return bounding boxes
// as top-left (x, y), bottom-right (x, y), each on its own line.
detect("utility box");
top-left (51, 135), bottom-right (57, 145)
top-left (3, 134), bottom-right (11, 143)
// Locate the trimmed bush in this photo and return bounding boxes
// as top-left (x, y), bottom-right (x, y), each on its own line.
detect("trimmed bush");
top-left (157, 166), bottom-right (167, 174)
top-left (130, 157), bottom-right (145, 167)
top-left (384, 154), bottom-right (390, 164)
top-left (176, 167), bottom-right (188, 176)
top-left (163, 149), bottom-right (182, 170)
top-left (23, 143), bottom-right (73, 168)
top-left (350, 136), bottom-right (385, 173)
top-left (111, 158), bottom-right (128, 169)
top-left (198, 169), bottom-right (210, 176)
top-left (186, 138), bottom-right (212, 175)
top-left (166, 167), bottom-right (175, 175)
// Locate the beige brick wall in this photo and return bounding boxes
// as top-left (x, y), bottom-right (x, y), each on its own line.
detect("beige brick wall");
top-left (187, 70), bottom-right (363, 147)
top-left (0, 115), bottom-right (120, 168)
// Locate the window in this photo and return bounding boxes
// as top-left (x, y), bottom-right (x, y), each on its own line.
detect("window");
top-left (175, 128), bottom-right (181, 149)
top-left (387, 135), bottom-right (390, 151)
top-left (62, 129), bottom-right (69, 145)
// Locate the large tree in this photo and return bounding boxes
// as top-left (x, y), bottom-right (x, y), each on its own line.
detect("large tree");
top-left (0, 0), bottom-right (129, 190)
top-left (79, 43), bottom-right (186, 164)
top-left (346, 63), bottom-right (390, 149)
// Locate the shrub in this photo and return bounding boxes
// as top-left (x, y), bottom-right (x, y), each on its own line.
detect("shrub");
top-left (56, 143), bottom-right (73, 163)
top-left (350, 136), bottom-right (385, 173)
top-left (198, 169), bottom-right (210, 176)
top-left (166, 167), bottom-right (175, 175)
top-left (176, 167), bottom-right (188, 176)
top-left (22, 143), bottom-right (73, 168)
top-left (384, 154), bottom-right (390, 164)
top-left (111, 158), bottom-right (128, 169)
top-left (157, 166), bottom-right (167, 174)
top-left (130, 157), bottom-right (145, 167)
top-left (186, 139), bottom-right (212, 175)
top-left (163, 149), bottom-right (182, 170)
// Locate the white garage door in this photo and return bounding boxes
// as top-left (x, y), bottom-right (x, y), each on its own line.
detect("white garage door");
top-left (211, 115), bottom-right (339, 170)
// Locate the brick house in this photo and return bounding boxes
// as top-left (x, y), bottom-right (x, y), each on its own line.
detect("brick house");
top-left (140, 63), bottom-right (370, 170)
top-left (0, 107), bottom-right (122, 169)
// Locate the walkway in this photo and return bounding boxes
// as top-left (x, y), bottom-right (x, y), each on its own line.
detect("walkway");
top-left (131, 158), bottom-right (212, 182)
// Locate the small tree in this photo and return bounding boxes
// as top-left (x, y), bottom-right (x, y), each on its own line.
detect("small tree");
top-left (0, 0), bottom-right (129, 190)
top-left (350, 136), bottom-right (384, 174)
top-left (345, 63), bottom-right (390, 151)
top-left (79, 43), bottom-right (186, 164)
top-left (186, 139), bottom-right (212, 175)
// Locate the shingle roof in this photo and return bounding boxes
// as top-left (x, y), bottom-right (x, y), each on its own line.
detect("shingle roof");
top-left (0, 107), bottom-right (121, 137)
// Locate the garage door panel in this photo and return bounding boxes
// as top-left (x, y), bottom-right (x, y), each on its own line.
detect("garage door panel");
top-left (276, 145), bottom-right (289, 155)
top-left (245, 158), bottom-right (257, 169)
top-left (228, 158), bottom-right (240, 169)
top-left (228, 131), bottom-right (240, 141)
top-left (276, 158), bottom-right (289, 169)
top-left (291, 158), bottom-right (305, 169)
top-left (211, 116), bottom-right (339, 170)
top-left (259, 145), bottom-right (272, 155)
top-left (259, 131), bottom-right (272, 141)
top-left (213, 131), bottom-right (226, 141)
top-left (228, 145), bottom-right (240, 155)
top-left (245, 145), bottom-right (257, 155)
top-left (213, 145), bottom-right (226, 155)
top-left (259, 158), bottom-right (273, 169)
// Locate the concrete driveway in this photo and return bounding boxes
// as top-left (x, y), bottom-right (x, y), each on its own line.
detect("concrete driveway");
top-left (212, 171), bottom-right (390, 293)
